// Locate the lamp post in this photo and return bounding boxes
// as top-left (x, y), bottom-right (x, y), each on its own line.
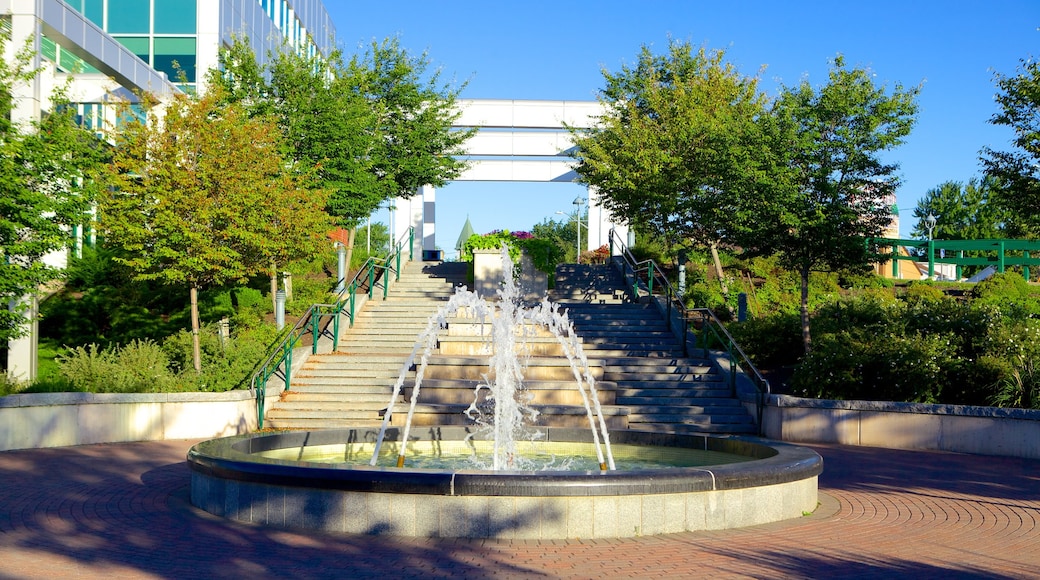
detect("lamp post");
top-left (572, 196), bottom-right (585, 263)
top-left (557, 196), bottom-right (587, 264)
top-left (925, 212), bottom-right (938, 279)
top-left (925, 212), bottom-right (938, 241)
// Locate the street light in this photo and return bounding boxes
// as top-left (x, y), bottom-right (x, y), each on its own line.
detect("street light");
top-left (925, 212), bottom-right (938, 240)
top-left (556, 196), bottom-right (587, 263)
top-left (572, 196), bottom-right (585, 263)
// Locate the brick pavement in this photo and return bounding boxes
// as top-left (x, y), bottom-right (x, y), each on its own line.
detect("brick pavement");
top-left (0, 439), bottom-right (1038, 579)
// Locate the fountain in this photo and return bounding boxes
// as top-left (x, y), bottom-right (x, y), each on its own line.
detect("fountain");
top-left (188, 248), bottom-right (822, 539)
top-left (370, 246), bottom-right (615, 472)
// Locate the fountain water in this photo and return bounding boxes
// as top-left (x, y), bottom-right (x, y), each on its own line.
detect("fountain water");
top-left (371, 246), bottom-right (615, 471)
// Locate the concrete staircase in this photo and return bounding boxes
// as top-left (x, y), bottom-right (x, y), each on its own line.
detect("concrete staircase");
top-left (264, 260), bottom-right (757, 435)
top-left (553, 264), bottom-right (758, 434)
top-left (263, 261), bottom-right (469, 429)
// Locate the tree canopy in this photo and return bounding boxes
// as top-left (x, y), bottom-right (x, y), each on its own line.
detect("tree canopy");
top-left (99, 89), bottom-right (331, 372)
top-left (572, 44), bottom-right (919, 353)
top-left (741, 56), bottom-right (919, 351)
top-left (213, 36), bottom-right (473, 228)
top-left (570, 41), bottom-right (767, 255)
top-left (981, 58), bottom-right (1040, 237)
top-left (911, 177), bottom-right (1007, 241)
top-left (0, 37), bottom-right (108, 344)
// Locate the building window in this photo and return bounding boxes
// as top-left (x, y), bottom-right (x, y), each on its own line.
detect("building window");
top-left (153, 37), bottom-right (197, 83)
top-left (154, 0), bottom-right (196, 34)
top-left (113, 36), bottom-right (150, 64)
top-left (107, 0), bottom-right (150, 33)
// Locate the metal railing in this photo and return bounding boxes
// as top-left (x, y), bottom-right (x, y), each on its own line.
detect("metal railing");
top-left (606, 229), bottom-right (770, 431)
top-left (249, 227), bottom-right (414, 428)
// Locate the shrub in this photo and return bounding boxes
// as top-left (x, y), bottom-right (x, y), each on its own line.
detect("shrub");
top-left (793, 332), bottom-right (955, 403)
top-left (233, 287), bottom-right (266, 319)
top-left (810, 295), bottom-right (902, 338)
top-left (728, 312), bottom-right (803, 367)
top-left (57, 340), bottom-right (179, 393)
top-left (990, 357), bottom-right (1040, 409)
top-left (971, 271), bottom-right (1040, 317)
top-left (903, 280), bottom-right (947, 305)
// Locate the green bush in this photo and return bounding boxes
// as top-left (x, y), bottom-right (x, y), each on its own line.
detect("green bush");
top-left (810, 295), bottom-right (901, 338)
top-left (160, 324), bottom-right (278, 391)
top-left (793, 332), bottom-right (956, 403)
top-left (990, 357), bottom-right (1040, 409)
top-left (57, 340), bottom-right (179, 393)
top-left (971, 271), bottom-right (1040, 317)
top-left (728, 312), bottom-right (803, 367)
top-left (232, 287), bottom-right (267, 324)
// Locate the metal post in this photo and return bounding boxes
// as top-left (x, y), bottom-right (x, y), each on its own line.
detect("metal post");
top-left (368, 265), bottom-right (375, 298)
top-left (1025, 251), bottom-right (1031, 281)
top-left (275, 290), bottom-right (286, 330)
top-left (999, 240), bottom-right (1006, 273)
top-left (927, 240), bottom-right (935, 279)
top-left (311, 310), bottom-right (320, 355)
top-left (284, 342), bottom-right (292, 391)
top-left (333, 310), bottom-right (340, 351)
top-left (892, 243), bottom-right (899, 277)
top-left (336, 243), bottom-right (346, 293)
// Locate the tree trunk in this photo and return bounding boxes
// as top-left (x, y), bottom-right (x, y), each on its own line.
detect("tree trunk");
top-left (800, 265), bottom-right (812, 355)
top-left (343, 228), bottom-right (357, 280)
top-left (190, 285), bottom-right (202, 374)
top-left (709, 240), bottom-right (730, 308)
top-left (269, 260), bottom-right (278, 314)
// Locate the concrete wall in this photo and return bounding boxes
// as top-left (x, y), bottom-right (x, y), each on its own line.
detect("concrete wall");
top-left (472, 249), bottom-right (547, 302)
top-left (0, 391), bottom-right (257, 452)
top-left (746, 393), bottom-right (1040, 460)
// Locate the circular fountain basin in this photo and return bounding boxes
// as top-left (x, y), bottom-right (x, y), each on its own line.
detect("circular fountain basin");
top-left (188, 427), bottom-right (822, 539)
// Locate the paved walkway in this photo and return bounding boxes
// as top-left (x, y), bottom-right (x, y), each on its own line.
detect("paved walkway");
top-left (0, 439), bottom-right (1037, 579)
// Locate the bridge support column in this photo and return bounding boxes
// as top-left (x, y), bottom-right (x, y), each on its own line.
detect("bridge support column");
top-left (587, 187), bottom-right (629, 254)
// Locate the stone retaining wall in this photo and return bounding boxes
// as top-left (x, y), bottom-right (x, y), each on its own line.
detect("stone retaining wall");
top-left (3, 382), bottom-right (1039, 460)
top-left (747, 393), bottom-right (1040, 459)
top-left (0, 391), bottom-right (257, 452)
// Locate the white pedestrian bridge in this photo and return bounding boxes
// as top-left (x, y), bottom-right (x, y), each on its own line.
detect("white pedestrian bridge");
top-left (391, 99), bottom-right (629, 259)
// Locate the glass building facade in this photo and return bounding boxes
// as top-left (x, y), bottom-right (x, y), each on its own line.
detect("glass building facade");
top-left (54, 0), bottom-right (335, 90)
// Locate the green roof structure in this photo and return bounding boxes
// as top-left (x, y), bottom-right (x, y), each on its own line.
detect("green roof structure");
top-left (455, 216), bottom-right (475, 253)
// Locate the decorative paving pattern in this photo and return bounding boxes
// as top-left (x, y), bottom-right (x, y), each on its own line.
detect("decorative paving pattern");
top-left (0, 440), bottom-right (1037, 579)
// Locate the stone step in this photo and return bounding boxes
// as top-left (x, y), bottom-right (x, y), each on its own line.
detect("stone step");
top-left (615, 387), bottom-right (733, 398)
top-left (629, 422), bottom-right (758, 435)
top-left (615, 396), bottom-right (739, 406)
top-left (626, 413), bottom-right (755, 425)
top-left (264, 417), bottom-right (385, 429)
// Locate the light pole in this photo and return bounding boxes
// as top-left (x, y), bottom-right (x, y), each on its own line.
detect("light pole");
top-left (925, 212), bottom-right (938, 279)
top-left (572, 196), bottom-right (585, 263)
top-left (925, 212), bottom-right (938, 241)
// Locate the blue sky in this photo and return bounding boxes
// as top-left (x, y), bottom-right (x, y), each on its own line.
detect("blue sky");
top-left (326, 1), bottom-right (1039, 256)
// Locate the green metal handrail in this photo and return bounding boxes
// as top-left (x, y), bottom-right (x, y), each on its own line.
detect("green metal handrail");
top-left (607, 229), bottom-right (770, 432)
top-left (250, 227), bottom-right (414, 428)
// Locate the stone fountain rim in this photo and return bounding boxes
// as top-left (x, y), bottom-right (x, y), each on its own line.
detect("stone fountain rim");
top-left (187, 427), bottom-right (822, 497)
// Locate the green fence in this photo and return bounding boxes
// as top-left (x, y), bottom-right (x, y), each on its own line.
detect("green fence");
top-left (868, 237), bottom-right (1040, 280)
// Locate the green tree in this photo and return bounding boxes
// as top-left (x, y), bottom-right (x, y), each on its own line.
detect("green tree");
top-left (99, 89), bottom-right (330, 372)
top-left (981, 58), bottom-right (1040, 237)
top-left (570, 41), bottom-right (768, 293)
top-left (0, 36), bottom-right (107, 344)
top-left (740, 56), bottom-right (919, 353)
top-left (213, 37), bottom-right (473, 269)
top-left (911, 177), bottom-right (1007, 240)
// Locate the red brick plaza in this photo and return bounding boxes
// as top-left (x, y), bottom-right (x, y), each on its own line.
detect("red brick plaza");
top-left (0, 439), bottom-right (1038, 579)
